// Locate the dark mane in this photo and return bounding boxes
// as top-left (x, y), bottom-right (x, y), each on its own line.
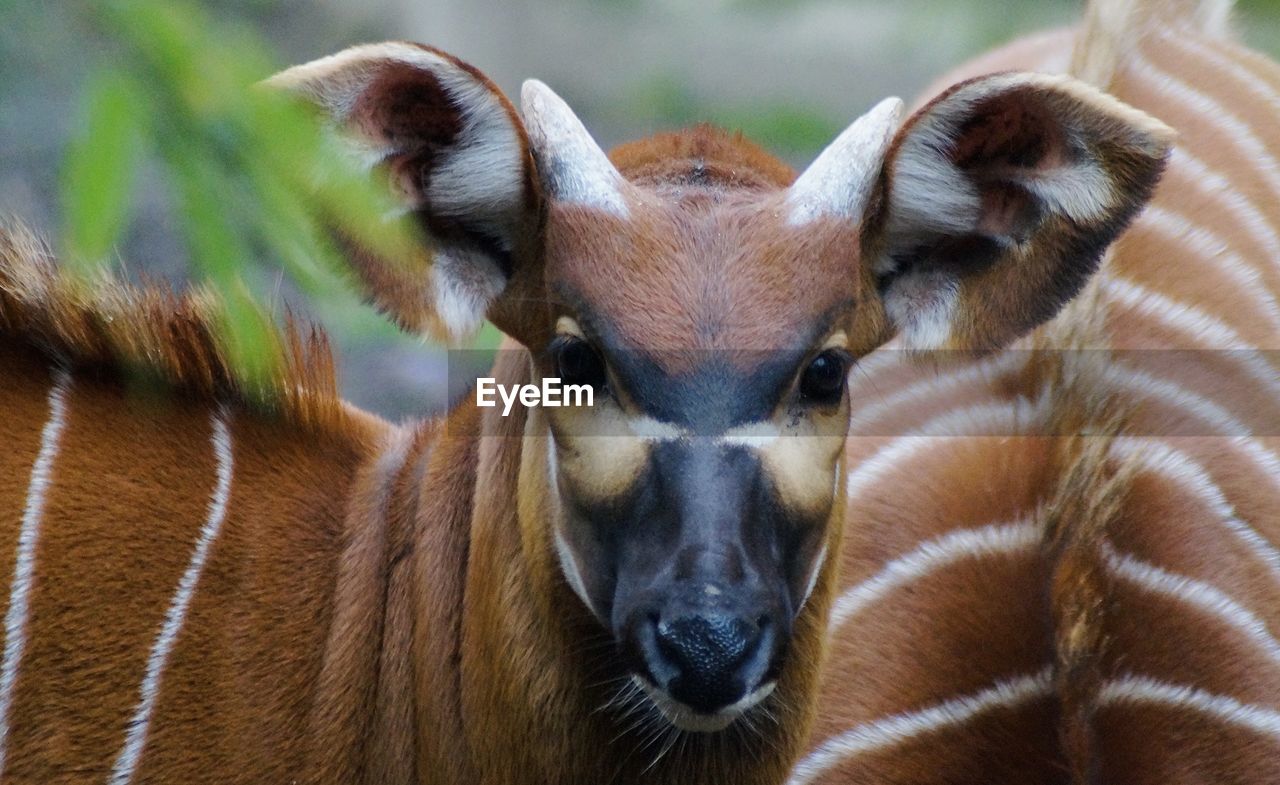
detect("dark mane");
top-left (0, 224), bottom-right (346, 431)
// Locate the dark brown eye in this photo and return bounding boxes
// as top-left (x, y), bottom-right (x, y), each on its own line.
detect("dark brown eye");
top-left (799, 350), bottom-right (848, 404)
top-left (552, 336), bottom-right (608, 390)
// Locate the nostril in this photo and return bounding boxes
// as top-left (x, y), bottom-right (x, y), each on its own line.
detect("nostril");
top-left (751, 616), bottom-right (782, 681)
top-left (657, 616), bottom-right (755, 669)
top-left (628, 610), bottom-right (668, 685)
top-left (653, 614), bottom-right (763, 713)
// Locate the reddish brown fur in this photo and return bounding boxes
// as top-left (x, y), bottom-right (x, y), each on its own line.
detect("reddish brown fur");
top-left (1, 3), bottom-right (1276, 784)
top-left (609, 125), bottom-right (797, 190)
top-left (0, 228), bottom-right (345, 433)
top-left (805, 6), bottom-right (1280, 783)
top-left (542, 125), bottom-right (886, 369)
top-left (544, 202), bottom-right (874, 359)
top-left (0, 152), bottom-right (834, 785)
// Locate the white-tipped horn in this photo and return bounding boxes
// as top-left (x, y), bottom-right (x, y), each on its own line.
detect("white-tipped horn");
top-left (521, 79), bottom-right (629, 217)
top-left (786, 97), bottom-right (905, 225)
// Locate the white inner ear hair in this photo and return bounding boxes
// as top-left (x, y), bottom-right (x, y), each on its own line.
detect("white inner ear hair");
top-left (431, 245), bottom-right (507, 343)
top-left (269, 43), bottom-right (528, 248)
top-left (421, 58), bottom-right (527, 250)
top-left (1014, 158), bottom-right (1114, 224)
top-left (877, 94), bottom-right (983, 277)
top-left (883, 269), bottom-right (960, 351)
top-left (879, 71), bottom-right (1170, 280)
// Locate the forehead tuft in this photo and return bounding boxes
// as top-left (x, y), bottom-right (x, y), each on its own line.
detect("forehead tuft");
top-left (608, 125), bottom-right (797, 191)
top-left (547, 190), bottom-right (860, 362)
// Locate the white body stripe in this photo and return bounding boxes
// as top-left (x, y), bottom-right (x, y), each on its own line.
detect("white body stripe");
top-left (1098, 674), bottom-right (1280, 738)
top-left (1100, 362), bottom-right (1252, 436)
top-left (829, 521), bottom-right (1040, 632)
top-left (1101, 368), bottom-right (1280, 486)
top-left (1102, 277), bottom-right (1280, 400)
top-left (1229, 436), bottom-right (1280, 492)
top-left (850, 337), bottom-right (907, 378)
top-left (1130, 55), bottom-right (1280, 202)
top-left (1110, 439), bottom-right (1280, 583)
top-left (1133, 205), bottom-right (1280, 335)
top-left (802, 16), bottom-right (1280, 783)
top-left (788, 667), bottom-right (1055, 785)
top-left (0, 368), bottom-right (71, 776)
top-left (1102, 275), bottom-right (1252, 352)
top-left (846, 397), bottom-right (1049, 500)
top-left (1101, 543), bottom-right (1280, 666)
top-left (109, 408), bottom-right (235, 785)
top-left (1165, 147), bottom-right (1280, 266)
top-left (1160, 31), bottom-right (1280, 120)
top-left (848, 351), bottom-right (1026, 433)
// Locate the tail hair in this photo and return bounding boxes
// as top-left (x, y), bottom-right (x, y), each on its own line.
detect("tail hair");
top-left (1071, 0), bottom-right (1235, 87)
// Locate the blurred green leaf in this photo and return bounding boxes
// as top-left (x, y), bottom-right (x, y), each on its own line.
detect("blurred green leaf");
top-left (162, 134), bottom-right (280, 389)
top-left (711, 105), bottom-right (841, 157)
top-left (60, 69), bottom-right (148, 273)
top-left (51, 0), bottom-right (486, 395)
top-left (216, 280), bottom-right (279, 396)
top-left (473, 321), bottom-right (506, 352)
top-left (622, 73), bottom-right (839, 157)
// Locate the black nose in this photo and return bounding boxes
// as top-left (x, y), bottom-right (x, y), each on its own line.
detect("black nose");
top-left (652, 614), bottom-right (763, 713)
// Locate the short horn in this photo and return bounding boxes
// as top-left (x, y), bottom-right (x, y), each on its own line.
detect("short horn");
top-left (521, 79), bottom-right (629, 217)
top-left (786, 97), bottom-right (904, 225)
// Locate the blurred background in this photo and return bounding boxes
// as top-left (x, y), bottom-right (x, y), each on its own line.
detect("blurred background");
top-left (3, 0), bottom-right (1279, 421)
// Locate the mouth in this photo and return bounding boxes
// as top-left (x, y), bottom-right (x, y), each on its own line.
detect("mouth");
top-left (632, 675), bottom-right (776, 732)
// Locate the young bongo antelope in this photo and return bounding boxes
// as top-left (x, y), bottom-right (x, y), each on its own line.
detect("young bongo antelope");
top-left (0, 0), bottom-right (1269, 782)
top-left (797, 1), bottom-right (1280, 782)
